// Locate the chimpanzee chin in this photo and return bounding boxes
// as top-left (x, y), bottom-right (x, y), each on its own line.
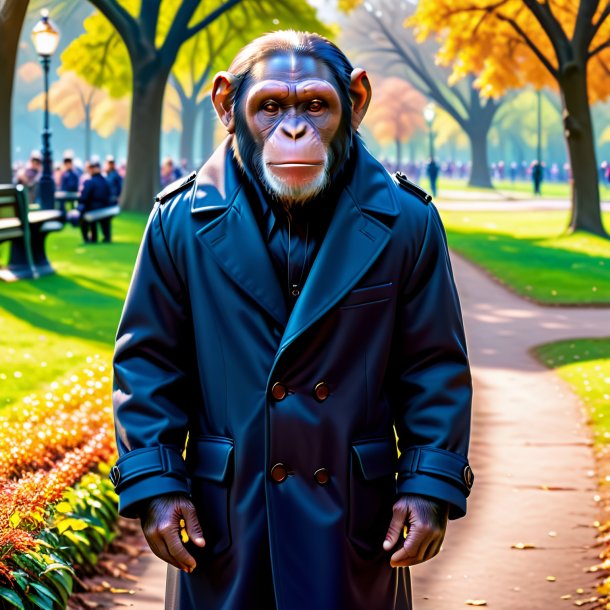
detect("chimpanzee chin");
top-left (211, 30), bottom-right (371, 213)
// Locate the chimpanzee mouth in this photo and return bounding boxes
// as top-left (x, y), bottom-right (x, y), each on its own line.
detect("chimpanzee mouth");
top-left (267, 162), bottom-right (324, 167)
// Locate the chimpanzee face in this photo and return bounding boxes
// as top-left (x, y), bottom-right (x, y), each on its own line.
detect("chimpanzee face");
top-left (212, 45), bottom-right (371, 208)
top-left (240, 53), bottom-right (343, 204)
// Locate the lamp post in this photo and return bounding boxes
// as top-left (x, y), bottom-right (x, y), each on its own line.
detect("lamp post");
top-left (423, 102), bottom-right (436, 161)
top-left (31, 9), bottom-right (60, 210)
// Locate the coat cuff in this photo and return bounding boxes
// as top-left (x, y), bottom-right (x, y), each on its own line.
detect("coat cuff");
top-left (110, 446), bottom-right (190, 518)
top-left (397, 446), bottom-right (474, 520)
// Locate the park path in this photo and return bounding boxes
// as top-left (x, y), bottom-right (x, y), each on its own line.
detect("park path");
top-left (97, 251), bottom-right (610, 610)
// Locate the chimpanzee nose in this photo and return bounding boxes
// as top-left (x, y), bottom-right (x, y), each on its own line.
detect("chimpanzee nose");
top-left (281, 119), bottom-right (307, 140)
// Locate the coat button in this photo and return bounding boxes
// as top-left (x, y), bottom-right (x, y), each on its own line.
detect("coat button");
top-left (271, 463), bottom-right (288, 483)
top-left (314, 468), bottom-right (330, 485)
top-left (313, 381), bottom-right (330, 402)
top-left (271, 382), bottom-right (287, 401)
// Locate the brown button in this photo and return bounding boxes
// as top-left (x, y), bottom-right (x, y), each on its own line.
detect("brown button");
top-left (271, 463), bottom-right (288, 483)
top-left (314, 467), bottom-right (330, 486)
top-left (313, 381), bottom-right (330, 402)
top-left (271, 382), bottom-right (287, 401)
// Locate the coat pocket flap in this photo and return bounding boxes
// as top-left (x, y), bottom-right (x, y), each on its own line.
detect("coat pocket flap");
top-left (351, 438), bottom-right (397, 480)
top-left (187, 436), bottom-right (234, 482)
top-left (340, 281), bottom-right (394, 308)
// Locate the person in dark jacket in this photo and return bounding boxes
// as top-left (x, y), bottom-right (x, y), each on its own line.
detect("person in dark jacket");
top-left (104, 155), bottom-right (123, 200)
top-left (78, 160), bottom-right (112, 243)
top-left (59, 155), bottom-right (80, 192)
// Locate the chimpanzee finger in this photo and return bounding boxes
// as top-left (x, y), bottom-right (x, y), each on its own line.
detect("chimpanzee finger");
top-left (161, 522), bottom-right (197, 572)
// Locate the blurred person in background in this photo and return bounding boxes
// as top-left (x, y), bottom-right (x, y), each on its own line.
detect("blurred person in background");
top-left (104, 155), bottom-right (123, 201)
top-left (78, 160), bottom-right (112, 243)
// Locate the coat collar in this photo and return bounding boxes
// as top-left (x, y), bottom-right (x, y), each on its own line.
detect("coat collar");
top-left (190, 135), bottom-right (400, 218)
top-left (193, 136), bottom-right (398, 373)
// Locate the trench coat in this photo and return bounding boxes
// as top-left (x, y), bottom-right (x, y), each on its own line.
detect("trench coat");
top-left (111, 135), bottom-right (474, 610)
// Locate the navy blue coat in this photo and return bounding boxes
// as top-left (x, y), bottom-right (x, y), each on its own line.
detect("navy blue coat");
top-left (111, 136), bottom-right (473, 610)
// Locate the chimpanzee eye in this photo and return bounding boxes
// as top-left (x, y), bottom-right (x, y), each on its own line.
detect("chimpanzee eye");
top-left (262, 101), bottom-right (280, 114)
top-left (307, 100), bottom-right (326, 114)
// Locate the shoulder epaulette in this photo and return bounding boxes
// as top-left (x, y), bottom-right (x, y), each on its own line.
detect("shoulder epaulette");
top-left (394, 171), bottom-right (432, 205)
top-left (155, 171), bottom-right (197, 205)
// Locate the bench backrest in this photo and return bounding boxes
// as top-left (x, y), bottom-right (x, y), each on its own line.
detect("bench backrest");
top-left (0, 184), bottom-right (29, 225)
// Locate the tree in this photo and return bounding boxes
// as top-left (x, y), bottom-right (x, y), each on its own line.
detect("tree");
top-left (0, 0), bottom-right (29, 182)
top-left (364, 77), bottom-right (425, 168)
top-left (339, 0), bottom-right (504, 188)
top-left (412, 0), bottom-right (610, 237)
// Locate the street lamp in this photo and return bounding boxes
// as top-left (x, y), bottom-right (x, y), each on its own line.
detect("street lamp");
top-left (31, 9), bottom-right (60, 210)
top-left (423, 102), bottom-right (436, 161)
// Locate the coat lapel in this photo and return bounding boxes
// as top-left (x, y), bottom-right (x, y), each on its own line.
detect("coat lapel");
top-left (270, 138), bottom-right (401, 371)
top-left (194, 139), bottom-right (288, 326)
top-left (193, 137), bottom-right (399, 352)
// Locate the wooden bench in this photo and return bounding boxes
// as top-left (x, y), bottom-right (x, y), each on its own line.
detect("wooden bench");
top-left (0, 184), bottom-right (64, 281)
top-left (0, 185), bottom-right (36, 281)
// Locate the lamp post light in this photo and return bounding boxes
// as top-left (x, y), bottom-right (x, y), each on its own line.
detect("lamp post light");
top-left (423, 102), bottom-right (436, 161)
top-left (31, 9), bottom-right (60, 210)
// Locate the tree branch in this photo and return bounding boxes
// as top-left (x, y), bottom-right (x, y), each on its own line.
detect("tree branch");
top-left (590, 37), bottom-right (610, 57)
top-left (521, 0), bottom-right (571, 63)
top-left (139, 0), bottom-right (162, 45)
top-left (186, 0), bottom-right (243, 42)
top-left (572, 0), bottom-right (600, 56)
top-left (86, 0), bottom-right (141, 58)
top-left (496, 12), bottom-right (559, 77)
top-left (592, 1), bottom-right (610, 38)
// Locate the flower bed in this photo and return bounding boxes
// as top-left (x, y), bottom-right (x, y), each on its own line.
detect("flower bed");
top-left (0, 356), bottom-right (118, 609)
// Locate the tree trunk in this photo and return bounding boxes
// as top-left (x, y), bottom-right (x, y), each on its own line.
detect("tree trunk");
top-left (395, 138), bottom-right (402, 169)
top-left (179, 96), bottom-right (198, 170)
top-left (559, 64), bottom-right (606, 237)
top-left (465, 122), bottom-right (493, 188)
top-left (120, 62), bottom-right (170, 212)
top-left (201, 95), bottom-right (216, 164)
top-left (0, 1), bottom-right (29, 182)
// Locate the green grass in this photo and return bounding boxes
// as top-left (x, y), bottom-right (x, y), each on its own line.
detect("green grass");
top-left (437, 178), bottom-right (610, 200)
top-left (536, 339), bottom-right (610, 446)
top-left (0, 213), bottom-right (147, 406)
top-left (440, 209), bottom-right (610, 305)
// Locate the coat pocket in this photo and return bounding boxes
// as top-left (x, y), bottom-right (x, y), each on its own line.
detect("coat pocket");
top-left (348, 437), bottom-right (397, 556)
top-left (186, 435), bottom-right (234, 555)
top-left (339, 281), bottom-right (394, 309)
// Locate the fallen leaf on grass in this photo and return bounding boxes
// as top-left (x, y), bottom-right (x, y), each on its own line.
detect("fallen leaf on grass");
top-left (547, 576), bottom-right (557, 582)
top-left (465, 600), bottom-right (487, 606)
top-left (511, 542), bottom-right (536, 550)
top-left (110, 588), bottom-right (135, 595)
top-left (560, 594), bottom-right (572, 599)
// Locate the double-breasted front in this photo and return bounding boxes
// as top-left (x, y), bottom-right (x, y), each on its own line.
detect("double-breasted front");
top-left (111, 136), bottom-right (474, 610)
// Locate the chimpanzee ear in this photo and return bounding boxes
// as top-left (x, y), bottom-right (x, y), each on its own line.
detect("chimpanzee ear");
top-left (211, 71), bottom-right (237, 134)
top-left (349, 68), bottom-right (372, 130)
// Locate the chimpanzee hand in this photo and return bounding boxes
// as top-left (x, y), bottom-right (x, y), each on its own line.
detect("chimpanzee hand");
top-left (383, 493), bottom-right (449, 567)
top-left (141, 493), bottom-right (206, 573)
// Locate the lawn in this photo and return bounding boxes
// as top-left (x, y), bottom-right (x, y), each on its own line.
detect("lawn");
top-left (0, 212), bottom-right (147, 406)
top-left (437, 178), bottom-right (610, 200)
top-left (440, 209), bottom-right (610, 305)
top-left (536, 338), bottom-right (610, 446)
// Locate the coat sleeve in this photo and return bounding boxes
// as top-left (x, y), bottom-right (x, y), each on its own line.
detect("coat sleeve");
top-left (111, 202), bottom-right (196, 518)
top-left (392, 202), bottom-right (474, 520)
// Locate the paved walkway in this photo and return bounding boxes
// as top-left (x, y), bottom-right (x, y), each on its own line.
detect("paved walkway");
top-left (98, 253), bottom-right (610, 609)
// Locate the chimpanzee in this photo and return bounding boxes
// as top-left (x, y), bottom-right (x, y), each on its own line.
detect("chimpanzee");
top-left (111, 30), bottom-right (473, 610)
